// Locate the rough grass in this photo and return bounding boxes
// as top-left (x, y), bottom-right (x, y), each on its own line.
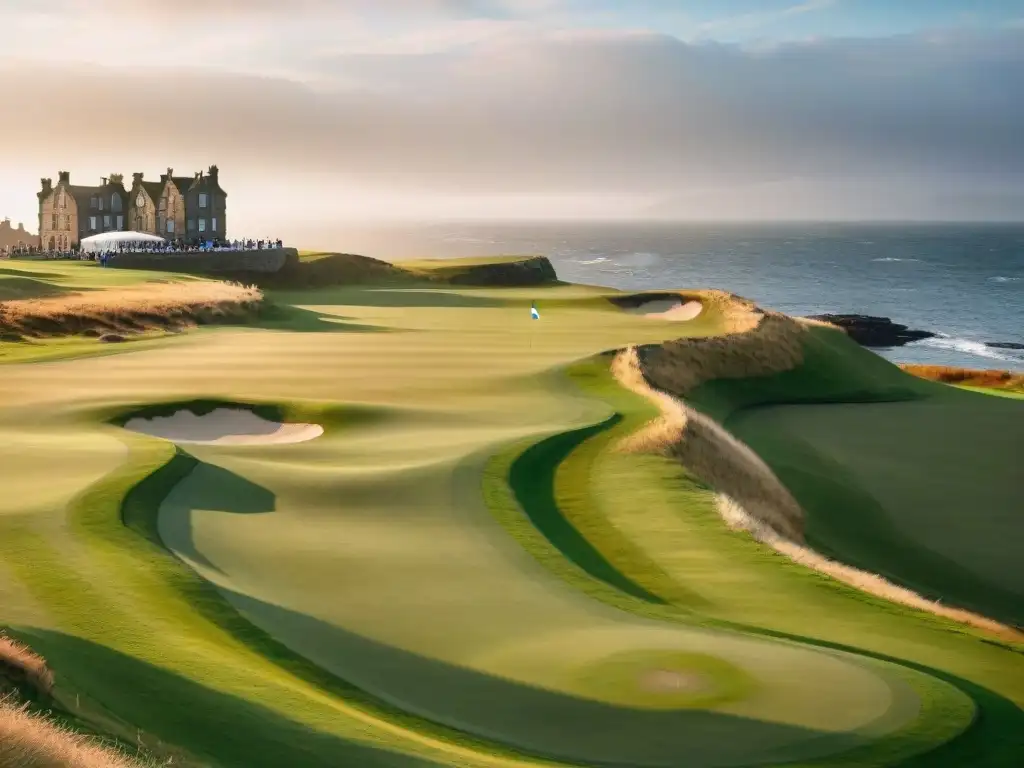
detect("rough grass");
top-left (0, 281), bottom-right (263, 340)
top-left (0, 639), bottom-right (146, 768)
top-left (0, 635), bottom-right (54, 697)
top-left (901, 364), bottom-right (1024, 393)
top-left (0, 698), bottom-right (147, 768)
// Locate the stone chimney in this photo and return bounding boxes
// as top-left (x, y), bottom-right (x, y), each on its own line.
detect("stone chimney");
top-left (166, 167), bottom-right (174, 177)
top-left (207, 164), bottom-right (219, 182)
top-left (132, 172), bottom-right (144, 185)
top-left (109, 173), bottom-right (123, 186)
top-left (101, 176), bottom-right (108, 186)
top-left (58, 171), bottom-right (69, 183)
top-left (40, 178), bottom-right (52, 193)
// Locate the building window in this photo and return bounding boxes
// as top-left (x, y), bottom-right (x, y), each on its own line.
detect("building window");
top-left (98, 197), bottom-right (104, 211)
top-left (116, 215), bottom-right (124, 230)
top-left (212, 217), bottom-right (217, 232)
top-left (103, 215), bottom-right (111, 228)
top-left (90, 196), bottom-right (98, 209)
top-left (89, 216), bottom-right (97, 230)
top-left (111, 194), bottom-right (122, 212)
top-left (187, 219), bottom-right (195, 231)
top-left (199, 193), bottom-right (208, 208)
top-left (167, 220), bottom-right (175, 234)
top-left (198, 218), bottom-right (206, 232)
top-left (51, 213), bottom-right (57, 229)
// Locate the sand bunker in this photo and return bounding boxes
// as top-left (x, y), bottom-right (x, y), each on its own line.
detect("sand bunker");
top-left (123, 408), bottom-right (323, 446)
top-left (625, 298), bottom-right (704, 321)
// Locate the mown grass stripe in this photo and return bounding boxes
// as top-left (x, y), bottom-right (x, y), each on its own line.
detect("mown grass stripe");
top-left (508, 416), bottom-right (666, 604)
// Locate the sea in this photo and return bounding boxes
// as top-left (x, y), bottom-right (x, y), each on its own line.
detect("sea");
top-left (321, 221), bottom-right (1024, 371)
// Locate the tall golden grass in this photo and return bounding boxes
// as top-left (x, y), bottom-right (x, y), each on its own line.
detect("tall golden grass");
top-left (0, 635), bottom-right (54, 697)
top-left (1, 636), bottom-right (147, 768)
top-left (901, 364), bottom-right (1024, 392)
top-left (639, 312), bottom-right (806, 396)
top-left (0, 698), bottom-right (148, 768)
top-left (0, 281), bottom-right (263, 339)
top-left (611, 304), bottom-right (1024, 642)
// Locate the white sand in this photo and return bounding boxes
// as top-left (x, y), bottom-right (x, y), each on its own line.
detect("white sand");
top-left (123, 408), bottom-right (324, 446)
top-left (624, 298), bottom-right (704, 321)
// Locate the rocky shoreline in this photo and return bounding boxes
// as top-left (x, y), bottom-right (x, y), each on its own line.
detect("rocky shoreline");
top-left (808, 314), bottom-right (1021, 352)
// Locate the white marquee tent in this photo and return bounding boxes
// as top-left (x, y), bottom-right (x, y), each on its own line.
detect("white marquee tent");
top-left (79, 231), bottom-right (166, 254)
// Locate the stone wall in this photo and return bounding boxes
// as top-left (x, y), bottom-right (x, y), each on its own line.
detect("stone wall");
top-left (108, 248), bottom-right (296, 275)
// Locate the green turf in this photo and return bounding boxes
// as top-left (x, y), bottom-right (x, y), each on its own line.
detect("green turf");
top-left (0, 261), bottom-right (1019, 767)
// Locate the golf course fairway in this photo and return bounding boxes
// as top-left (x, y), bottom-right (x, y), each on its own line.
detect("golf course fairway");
top-left (0, 257), bottom-right (1021, 768)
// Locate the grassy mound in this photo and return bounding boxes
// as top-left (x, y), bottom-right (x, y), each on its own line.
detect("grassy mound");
top-left (401, 255), bottom-right (559, 286)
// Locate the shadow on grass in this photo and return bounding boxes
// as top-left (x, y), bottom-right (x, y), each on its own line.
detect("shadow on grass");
top-left (218, 589), bottom-right (870, 768)
top-left (252, 303), bottom-right (394, 333)
top-left (17, 629), bottom-right (442, 768)
top-left (268, 286), bottom-right (513, 309)
top-left (157, 458), bottom-right (278, 577)
top-left (509, 415), bottom-right (666, 604)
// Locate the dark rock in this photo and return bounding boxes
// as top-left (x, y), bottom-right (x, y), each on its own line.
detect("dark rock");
top-left (446, 256), bottom-right (558, 287)
top-left (98, 333), bottom-right (127, 343)
top-left (808, 314), bottom-right (935, 348)
top-left (987, 341), bottom-right (1024, 350)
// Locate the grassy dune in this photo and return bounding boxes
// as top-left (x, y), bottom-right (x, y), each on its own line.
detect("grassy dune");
top-left (0, 261), bottom-right (263, 364)
top-left (0, 260), bottom-right (1020, 767)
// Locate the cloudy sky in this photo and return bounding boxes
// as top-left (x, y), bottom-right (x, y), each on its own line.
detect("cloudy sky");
top-left (2, 0), bottom-right (1024, 237)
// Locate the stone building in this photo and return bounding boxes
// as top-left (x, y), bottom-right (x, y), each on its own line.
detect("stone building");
top-left (37, 172), bottom-right (128, 250)
top-left (39, 165), bottom-right (227, 249)
top-left (0, 218), bottom-right (36, 250)
top-left (126, 165), bottom-right (227, 243)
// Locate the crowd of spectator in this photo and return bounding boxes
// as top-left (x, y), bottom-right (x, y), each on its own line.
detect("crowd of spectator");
top-left (2, 238), bottom-right (286, 261)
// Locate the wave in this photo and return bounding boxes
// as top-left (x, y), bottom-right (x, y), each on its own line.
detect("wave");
top-left (872, 257), bottom-right (921, 263)
top-left (576, 257), bottom-right (609, 265)
top-left (912, 335), bottom-right (1022, 364)
top-left (989, 276), bottom-right (1020, 283)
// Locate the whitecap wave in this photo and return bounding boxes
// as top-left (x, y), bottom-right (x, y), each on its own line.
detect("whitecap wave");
top-left (577, 257), bottom-right (608, 265)
top-left (912, 335), bottom-right (1022, 363)
top-left (872, 257), bottom-right (921, 263)
top-left (989, 276), bottom-right (1020, 283)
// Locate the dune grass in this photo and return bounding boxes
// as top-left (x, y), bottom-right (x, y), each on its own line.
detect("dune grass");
top-left (901, 363), bottom-right (1024, 393)
top-left (0, 261), bottom-right (1020, 766)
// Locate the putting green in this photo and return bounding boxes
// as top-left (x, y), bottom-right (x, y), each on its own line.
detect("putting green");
top-left (0, 264), bottom-right (1016, 767)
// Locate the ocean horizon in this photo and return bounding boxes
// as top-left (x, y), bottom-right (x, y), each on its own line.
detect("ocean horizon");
top-left (309, 220), bottom-right (1024, 371)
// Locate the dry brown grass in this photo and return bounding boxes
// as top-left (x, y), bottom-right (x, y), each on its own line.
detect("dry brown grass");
top-left (1, 637), bottom-right (149, 767)
top-left (0, 281), bottom-right (263, 339)
top-left (0, 635), bottom-right (54, 698)
top-left (638, 312), bottom-right (807, 397)
top-left (0, 697), bottom-right (147, 768)
top-left (901, 364), bottom-right (1024, 392)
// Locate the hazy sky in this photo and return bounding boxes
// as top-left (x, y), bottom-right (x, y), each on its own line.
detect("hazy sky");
top-left (2, 0), bottom-right (1024, 236)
